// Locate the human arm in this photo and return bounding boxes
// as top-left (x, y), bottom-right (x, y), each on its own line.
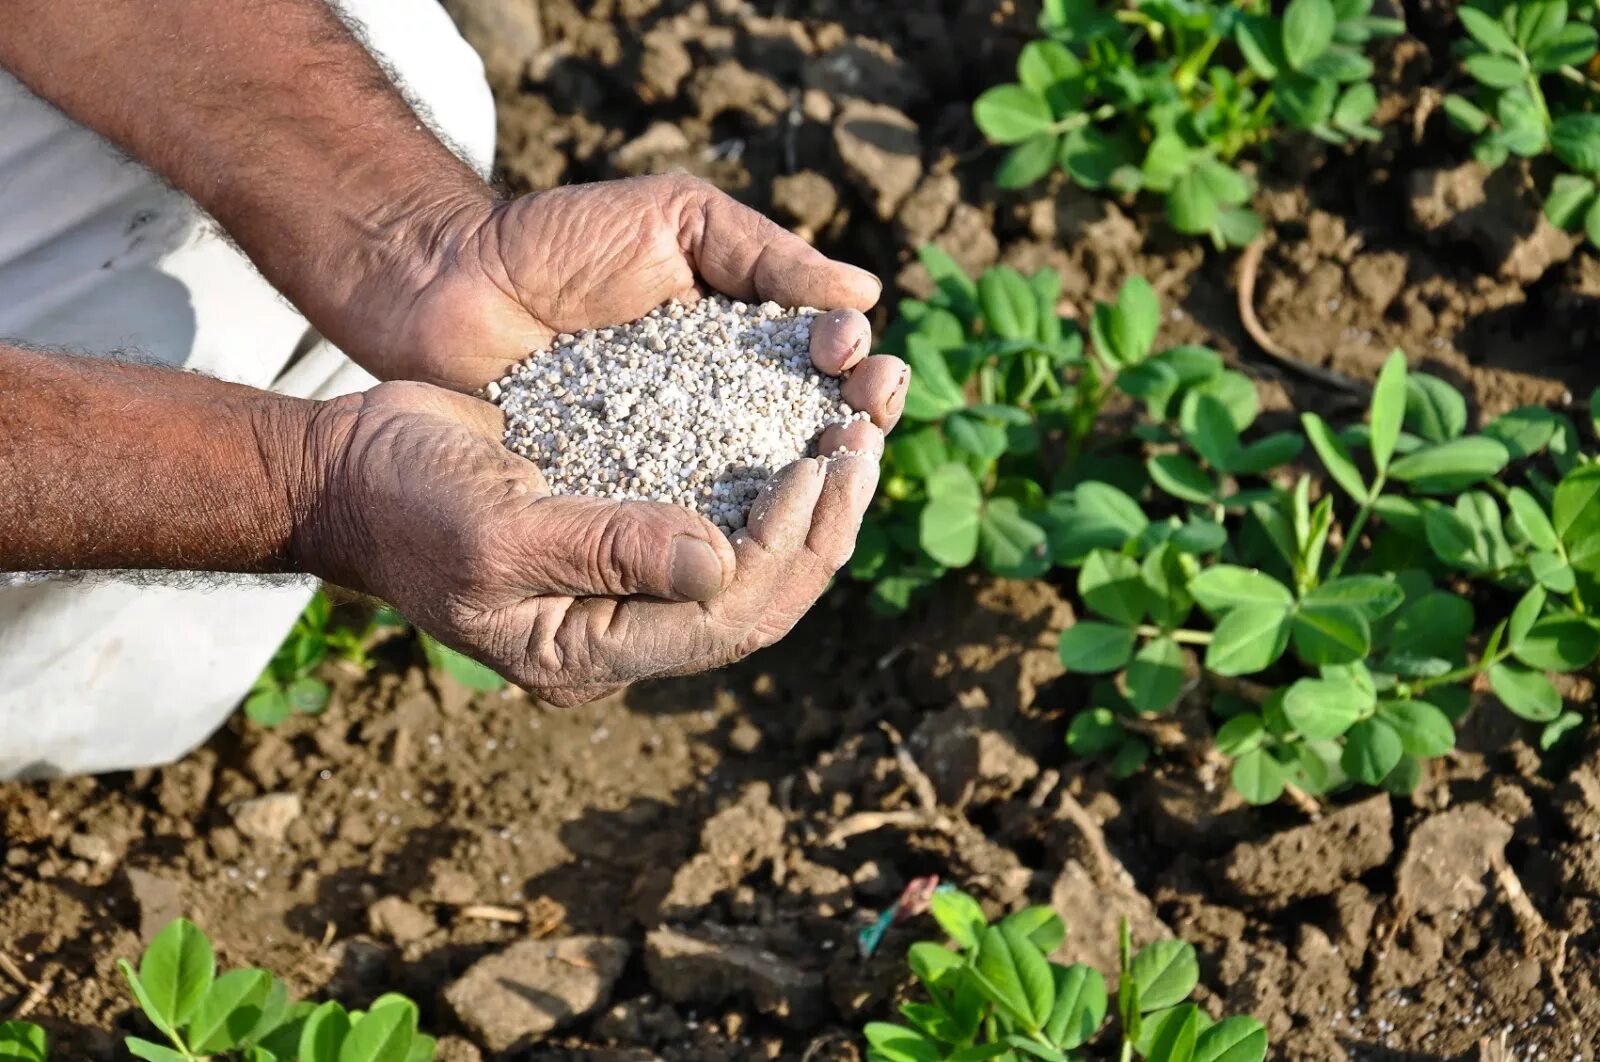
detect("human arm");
top-left (0, 346), bottom-right (883, 704)
top-left (0, 4), bottom-right (905, 406)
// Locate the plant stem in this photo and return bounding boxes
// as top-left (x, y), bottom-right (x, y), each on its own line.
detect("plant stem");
top-left (1120, 1039), bottom-right (1135, 1062)
top-left (1328, 475), bottom-right (1386, 580)
top-left (1137, 624), bottom-right (1212, 644)
top-left (1412, 648), bottom-right (1508, 693)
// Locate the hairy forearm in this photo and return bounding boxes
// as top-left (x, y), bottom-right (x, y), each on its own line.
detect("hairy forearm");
top-left (0, 346), bottom-right (327, 574)
top-left (0, 0), bottom-right (493, 374)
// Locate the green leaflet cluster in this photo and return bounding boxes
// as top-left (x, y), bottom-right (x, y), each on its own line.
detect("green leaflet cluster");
top-left (849, 253), bottom-right (1172, 614)
top-left (1059, 347), bottom-right (1600, 803)
top-left (116, 919), bottom-right (435, 1061)
top-left (0, 1022), bottom-right (47, 1062)
top-left (864, 891), bottom-right (1267, 1062)
top-left (972, 0), bottom-right (1400, 246)
top-left (1443, 1), bottom-right (1600, 246)
top-left (247, 593), bottom-right (502, 727)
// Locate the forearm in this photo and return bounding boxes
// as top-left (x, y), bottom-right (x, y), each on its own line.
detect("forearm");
top-left (0, 346), bottom-right (330, 574)
top-left (0, 0), bottom-right (493, 374)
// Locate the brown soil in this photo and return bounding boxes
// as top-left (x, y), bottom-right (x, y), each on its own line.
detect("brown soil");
top-left (5, 1), bottom-right (1600, 1059)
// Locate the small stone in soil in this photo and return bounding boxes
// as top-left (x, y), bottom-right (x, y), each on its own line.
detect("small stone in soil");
top-left (490, 296), bottom-right (865, 533)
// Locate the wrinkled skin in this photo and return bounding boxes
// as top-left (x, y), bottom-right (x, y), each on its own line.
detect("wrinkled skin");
top-left (309, 175), bottom-right (909, 704)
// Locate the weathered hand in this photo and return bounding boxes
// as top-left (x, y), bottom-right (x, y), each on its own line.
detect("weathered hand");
top-left (301, 380), bottom-right (884, 706)
top-left (353, 174), bottom-right (908, 428)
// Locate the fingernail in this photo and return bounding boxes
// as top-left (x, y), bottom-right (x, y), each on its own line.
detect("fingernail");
top-left (671, 535), bottom-right (725, 600)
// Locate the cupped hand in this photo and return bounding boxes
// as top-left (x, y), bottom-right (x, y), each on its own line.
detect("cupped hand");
top-left (301, 380), bottom-right (884, 706)
top-left (354, 174), bottom-right (908, 429)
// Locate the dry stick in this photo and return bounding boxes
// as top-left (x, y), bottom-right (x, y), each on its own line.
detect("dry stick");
top-left (9, 975), bottom-right (51, 1020)
top-left (1235, 238), bottom-right (1368, 397)
top-left (878, 721), bottom-right (939, 813)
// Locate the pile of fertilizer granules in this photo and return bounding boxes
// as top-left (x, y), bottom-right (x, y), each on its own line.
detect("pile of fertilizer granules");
top-left (488, 296), bottom-right (866, 532)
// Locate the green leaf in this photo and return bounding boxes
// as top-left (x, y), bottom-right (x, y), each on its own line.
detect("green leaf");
top-left (1050, 482), bottom-right (1149, 562)
top-left (1080, 550), bottom-right (1150, 625)
top-left (978, 266), bottom-right (1039, 341)
top-left (1018, 39), bottom-right (1083, 95)
top-left (1369, 351), bottom-right (1407, 474)
top-left (1148, 454), bottom-right (1217, 504)
top-left (901, 336), bottom-right (966, 422)
top-left (863, 1023), bottom-right (941, 1062)
top-left (285, 676), bottom-right (330, 715)
top-left (339, 997), bottom-right (417, 1062)
top-left (945, 411), bottom-right (1008, 460)
top-left (996, 135), bottom-right (1062, 188)
top-left (920, 464), bottom-right (982, 566)
top-left (1292, 603), bottom-right (1371, 665)
top-left (299, 1001), bottom-right (352, 1061)
top-left (1282, 674), bottom-right (1373, 739)
top-left (1109, 276), bottom-right (1161, 365)
top-left (1045, 964), bottom-right (1107, 1048)
top-left (1002, 908), bottom-right (1067, 954)
top-left (139, 918), bottom-right (216, 1031)
top-left (1128, 940), bottom-right (1199, 1012)
top-left (1552, 114), bottom-right (1600, 174)
top-left (974, 924), bottom-right (1052, 1032)
top-left (1189, 566), bottom-right (1293, 613)
top-left (1067, 707), bottom-right (1126, 756)
top-left (980, 499), bottom-right (1050, 578)
top-left (1546, 173), bottom-right (1599, 230)
top-left (1059, 623), bottom-right (1137, 673)
top-left (1458, 5), bottom-right (1518, 53)
top-left (1534, 21), bottom-right (1600, 70)
top-left (1554, 463), bottom-right (1600, 550)
top-left (1283, 0), bottom-right (1337, 69)
top-left (0, 1023), bottom-right (47, 1062)
top-left (1206, 605), bottom-right (1291, 677)
top-left (929, 890), bottom-right (987, 952)
top-left (1508, 487), bottom-right (1560, 551)
top-left (1231, 748), bottom-right (1287, 805)
top-left (1303, 575), bottom-right (1404, 620)
top-left (1489, 662), bottom-right (1563, 721)
top-left (1389, 592), bottom-right (1474, 658)
top-left (1444, 94), bottom-right (1492, 134)
top-left (1302, 412), bottom-right (1368, 500)
top-left (1060, 125), bottom-right (1133, 189)
top-left (1342, 718), bottom-right (1403, 785)
top-left (1194, 1016), bottom-right (1269, 1062)
top-left (1542, 711), bottom-right (1588, 751)
top-left (1378, 700), bottom-right (1456, 758)
top-left (1514, 616), bottom-right (1600, 672)
top-left (1230, 432), bottom-right (1304, 474)
top-left (420, 637), bottom-right (504, 691)
top-left (1110, 737), bottom-right (1151, 778)
top-left (1183, 393), bottom-right (1242, 470)
top-left (1387, 437), bottom-right (1510, 492)
top-left (1465, 52), bottom-right (1528, 87)
top-left (125, 1040), bottom-right (189, 1062)
top-left (1405, 373), bottom-right (1467, 442)
top-left (973, 85), bottom-right (1054, 144)
top-left (189, 969), bottom-right (275, 1054)
top-left (1127, 637), bottom-right (1186, 713)
top-left (244, 689), bottom-right (293, 727)
top-left (1169, 170), bottom-right (1220, 235)
top-left (1530, 550), bottom-right (1577, 594)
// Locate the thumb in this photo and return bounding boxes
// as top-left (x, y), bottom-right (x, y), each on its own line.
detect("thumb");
top-left (506, 495), bottom-right (737, 602)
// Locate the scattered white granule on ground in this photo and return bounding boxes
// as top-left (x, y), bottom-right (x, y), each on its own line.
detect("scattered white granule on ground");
top-left (489, 296), bottom-right (866, 532)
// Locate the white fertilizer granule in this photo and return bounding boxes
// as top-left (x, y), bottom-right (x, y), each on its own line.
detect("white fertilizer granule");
top-left (489, 296), bottom-right (868, 532)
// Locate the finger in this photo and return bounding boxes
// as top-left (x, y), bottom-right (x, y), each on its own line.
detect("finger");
top-left (744, 459), bottom-right (827, 554)
top-left (675, 179), bottom-right (881, 311)
top-left (816, 419), bottom-right (886, 460)
top-left (841, 355), bottom-right (910, 431)
top-left (808, 308), bottom-right (872, 375)
top-left (805, 450), bottom-right (882, 568)
top-left (504, 496), bottom-right (736, 601)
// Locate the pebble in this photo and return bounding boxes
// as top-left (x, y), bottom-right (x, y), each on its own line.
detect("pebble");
top-left (491, 296), bottom-right (866, 533)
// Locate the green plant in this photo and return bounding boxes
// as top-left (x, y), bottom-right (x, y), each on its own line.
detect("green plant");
top-left (1443, 1), bottom-right (1600, 245)
top-left (118, 919), bottom-right (434, 1061)
top-left (0, 1022), bottom-right (47, 1062)
top-left (419, 632), bottom-right (507, 692)
top-left (245, 592), bottom-right (395, 726)
top-left (972, 0), bottom-right (1402, 246)
top-left (1056, 343), bottom-right (1599, 802)
top-left (850, 253), bottom-right (1172, 613)
top-left (864, 891), bottom-right (1267, 1061)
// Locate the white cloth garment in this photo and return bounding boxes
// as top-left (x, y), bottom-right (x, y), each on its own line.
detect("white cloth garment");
top-left (0, 0), bottom-right (497, 778)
